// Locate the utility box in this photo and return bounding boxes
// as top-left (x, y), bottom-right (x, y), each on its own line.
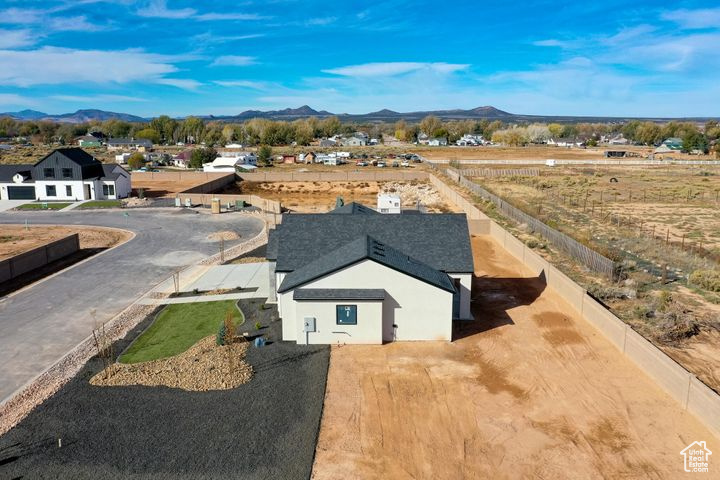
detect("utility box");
top-left (211, 198), bottom-right (221, 214)
top-left (184, 198), bottom-right (192, 208)
top-left (303, 317), bottom-right (316, 332)
top-left (175, 197), bottom-right (181, 207)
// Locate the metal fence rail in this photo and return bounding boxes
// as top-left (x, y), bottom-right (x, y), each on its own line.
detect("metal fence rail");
top-left (461, 168), bottom-right (540, 177)
top-left (457, 176), bottom-right (615, 278)
top-left (424, 159), bottom-right (616, 279)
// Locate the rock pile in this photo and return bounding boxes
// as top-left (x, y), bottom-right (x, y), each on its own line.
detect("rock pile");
top-left (91, 336), bottom-right (252, 391)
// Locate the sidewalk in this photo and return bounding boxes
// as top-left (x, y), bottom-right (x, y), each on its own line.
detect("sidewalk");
top-left (58, 200), bottom-right (91, 211)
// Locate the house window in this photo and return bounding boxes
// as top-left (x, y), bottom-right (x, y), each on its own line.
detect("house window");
top-left (62, 168), bottom-right (73, 178)
top-left (46, 185), bottom-right (56, 197)
top-left (43, 168), bottom-right (55, 179)
top-left (65, 185), bottom-right (72, 196)
top-left (102, 184), bottom-right (115, 196)
top-left (336, 305), bottom-right (357, 325)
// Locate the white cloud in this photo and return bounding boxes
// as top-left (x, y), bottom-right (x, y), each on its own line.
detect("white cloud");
top-left (211, 55), bottom-right (256, 66)
top-left (50, 94), bottom-right (148, 103)
top-left (156, 78), bottom-right (203, 90)
top-left (0, 47), bottom-right (181, 87)
top-left (533, 39), bottom-right (567, 47)
top-left (136, 0), bottom-right (195, 19)
top-left (305, 16), bottom-right (337, 26)
top-left (0, 8), bottom-right (105, 32)
top-left (0, 93), bottom-right (38, 107)
top-left (322, 62), bottom-right (470, 77)
top-left (661, 8), bottom-right (720, 29)
top-left (137, 0), bottom-right (267, 21)
top-left (214, 80), bottom-right (268, 89)
top-left (0, 29), bottom-right (35, 48)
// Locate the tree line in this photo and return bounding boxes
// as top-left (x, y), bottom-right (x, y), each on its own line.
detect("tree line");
top-left (0, 113), bottom-right (717, 155)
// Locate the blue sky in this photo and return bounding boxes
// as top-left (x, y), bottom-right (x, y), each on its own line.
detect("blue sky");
top-left (0, 0), bottom-right (718, 117)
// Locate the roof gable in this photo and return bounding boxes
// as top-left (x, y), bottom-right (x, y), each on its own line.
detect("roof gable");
top-left (278, 235), bottom-right (456, 294)
top-left (34, 147), bottom-right (99, 167)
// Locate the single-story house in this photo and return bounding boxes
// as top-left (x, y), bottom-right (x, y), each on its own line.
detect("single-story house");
top-left (173, 150), bottom-right (194, 168)
top-left (319, 138), bottom-right (337, 147)
top-left (417, 133), bottom-right (430, 145)
top-left (428, 137), bottom-right (448, 147)
top-left (299, 152), bottom-right (316, 164)
top-left (0, 148), bottom-right (131, 201)
top-left (77, 135), bottom-right (102, 147)
top-left (107, 138), bottom-right (153, 151)
top-left (203, 152), bottom-right (257, 172)
top-left (655, 137), bottom-right (683, 153)
top-left (267, 204), bottom-right (474, 344)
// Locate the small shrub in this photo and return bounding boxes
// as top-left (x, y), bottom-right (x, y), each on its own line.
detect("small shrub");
top-left (689, 269), bottom-right (720, 292)
top-left (216, 321), bottom-right (226, 346)
top-left (254, 321), bottom-right (262, 330)
top-left (223, 310), bottom-right (236, 345)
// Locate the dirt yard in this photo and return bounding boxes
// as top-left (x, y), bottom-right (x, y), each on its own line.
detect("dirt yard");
top-left (312, 235), bottom-right (716, 479)
top-left (234, 180), bottom-right (456, 213)
top-left (130, 176), bottom-right (209, 198)
top-left (0, 225), bottom-right (131, 260)
top-left (418, 145), bottom-right (715, 161)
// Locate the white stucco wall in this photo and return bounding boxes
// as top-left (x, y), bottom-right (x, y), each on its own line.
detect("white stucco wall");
top-left (295, 300), bottom-right (383, 345)
top-left (449, 273), bottom-right (473, 320)
top-left (279, 259), bottom-right (454, 343)
top-left (35, 180), bottom-right (88, 201)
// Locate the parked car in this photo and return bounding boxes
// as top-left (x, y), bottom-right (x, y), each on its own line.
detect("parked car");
top-left (377, 161), bottom-right (386, 168)
top-left (392, 161), bottom-right (400, 167)
top-left (401, 160), bottom-right (410, 167)
top-left (356, 161), bottom-right (368, 166)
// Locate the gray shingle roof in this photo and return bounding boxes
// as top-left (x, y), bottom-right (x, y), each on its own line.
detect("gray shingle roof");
top-left (108, 138), bottom-right (153, 146)
top-left (34, 147), bottom-right (99, 167)
top-left (275, 213), bottom-right (473, 273)
top-left (278, 235), bottom-right (456, 294)
top-left (0, 164), bottom-right (33, 183)
top-left (328, 202), bottom-right (379, 215)
top-left (267, 228), bottom-right (279, 260)
top-left (99, 164), bottom-right (129, 181)
top-left (293, 288), bottom-right (386, 300)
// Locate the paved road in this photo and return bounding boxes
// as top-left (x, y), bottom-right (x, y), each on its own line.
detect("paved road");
top-left (0, 209), bottom-right (264, 402)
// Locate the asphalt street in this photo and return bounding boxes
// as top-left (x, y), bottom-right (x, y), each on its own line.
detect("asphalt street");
top-left (0, 208), bottom-right (264, 402)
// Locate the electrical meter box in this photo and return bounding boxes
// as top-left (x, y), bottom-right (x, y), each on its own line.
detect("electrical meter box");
top-left (303, 317), bottom-right (316, 332)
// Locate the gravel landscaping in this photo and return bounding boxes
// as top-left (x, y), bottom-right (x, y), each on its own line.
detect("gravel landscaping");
top-left (0, 299), bottom-right (330, 480)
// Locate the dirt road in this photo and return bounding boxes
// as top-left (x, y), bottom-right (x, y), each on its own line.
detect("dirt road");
top-left (312, 235), bottom-right (715, 479)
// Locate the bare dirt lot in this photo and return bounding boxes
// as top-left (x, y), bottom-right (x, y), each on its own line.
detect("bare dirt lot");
top-left (419, 145), bottom-right (716, 161)
top-left (233, 180), bottom-right (456, 213)
top-left (0, 225), bottom-right (131, 260)
top-left (130, 177), bottom-right (208, 198)
top-left (312, 235), bottom-right (715, 479)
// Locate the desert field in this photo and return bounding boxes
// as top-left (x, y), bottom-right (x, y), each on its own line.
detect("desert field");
top-left (228, 180), bottom-right (457, 213)
top-left (461, 165), bottom-right (720, 391)
top-left (312, 235), bottom-right (715, 479)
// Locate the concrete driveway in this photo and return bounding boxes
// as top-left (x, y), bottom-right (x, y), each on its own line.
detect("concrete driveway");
top-left (0, 209), bottom-right (264, 403)
top-left (0, 200), bottom-right (27, 212)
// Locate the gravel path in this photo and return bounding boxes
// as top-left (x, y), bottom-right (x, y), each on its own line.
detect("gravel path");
top-left (0, 300), bottom-right (330, 479)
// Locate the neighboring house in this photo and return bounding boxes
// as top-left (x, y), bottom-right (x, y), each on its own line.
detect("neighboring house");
top-left (456, 134), bottom-right (485, 146)
top-left (342, 132), bottom-right (368, 147)
top-left (173, 150), bottom-right (194, 168)
top-left (107, 138), bottom-right (153, 151)
top-left (607, 134), bottom-right (629, 145)
top-left (417, 132), bottom-right (430, 145)
top-left (319, 138), bottom-right (337, 147)
top-left (115, 152), bottom-right (131, 164)
top-left (266, 205), bottom-right (474, 344)
top-left (548, 138), bottom-right (582, 147)
top-left (77, 135), bottom-right (102, 147)
top-left (299, 152), bottom-right (316, 164)
top-left (428, 137), bottom-right (448, 147)
top-left (202, 152), bottom-right (257, 172)
top-left (0, 148), bottom-right (130, 201)
top-left (377, 193), bottom-right (401, 214)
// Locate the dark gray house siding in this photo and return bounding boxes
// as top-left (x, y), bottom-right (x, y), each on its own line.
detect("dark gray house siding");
top-left (32, 149), bottom-right (104, 181)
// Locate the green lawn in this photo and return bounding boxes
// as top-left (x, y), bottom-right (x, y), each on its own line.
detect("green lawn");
top-left (119, 300), bottom-right (244, 364)
top-left (16, 202), bottom-right (71, 210)
top-left (78, 200), bottom-right (123, 209)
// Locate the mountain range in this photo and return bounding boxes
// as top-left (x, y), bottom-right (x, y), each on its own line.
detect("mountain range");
top-left (0, 106), bottom-right (714, 124)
